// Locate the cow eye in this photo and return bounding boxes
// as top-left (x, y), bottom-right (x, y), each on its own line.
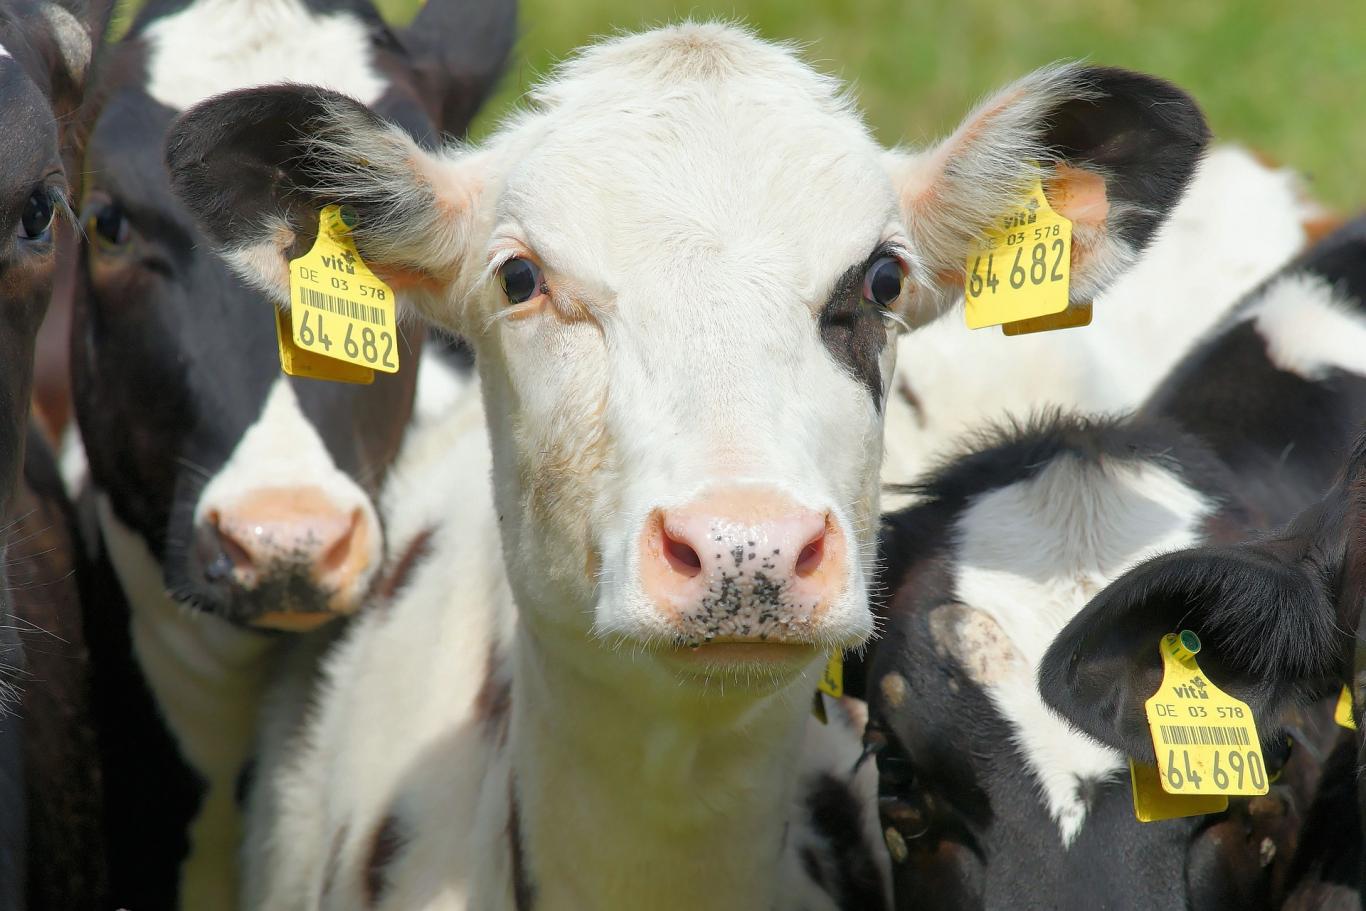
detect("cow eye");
top-left (17, 188), bottom-right (56, 242)
top-left (498, 257), bottom-right (544, 305)
top-left (862, 255), bottom-right (905, 308)
top-left (91, 202), bottom-right (130, 248)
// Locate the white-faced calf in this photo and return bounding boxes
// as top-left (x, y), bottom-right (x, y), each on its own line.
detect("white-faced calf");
top-left (70, 1), bottom-right (512, 907)
top-left (165, 23), bottom-right (1207, 910)
top-left (863, 215), bottom-right (1366, 909)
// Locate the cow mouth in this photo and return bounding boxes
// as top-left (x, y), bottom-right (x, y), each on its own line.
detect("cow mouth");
top-left (660, 638), bottom-right (820, 677)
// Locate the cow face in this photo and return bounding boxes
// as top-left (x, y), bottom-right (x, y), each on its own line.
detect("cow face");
top-left (72, 0), bottom-right (511, 630)
top-left (0, 0), bottom-right (98, 510)
top-left (165, 25), bottom-right (1207, 686)
top-left (865, 417), bottom-right (1281, 907)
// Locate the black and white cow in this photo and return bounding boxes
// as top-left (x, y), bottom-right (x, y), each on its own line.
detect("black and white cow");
top-left (163, 23), bottom-right (1207, 910)
top-left (69, 1), bottom-right (512, 907)
top-left (867, 214), bottom-right (1366, 908)
top-left (0, 1), bottom-right (107, 907)
top-left (1038, 218), bottom-right (1366, 906)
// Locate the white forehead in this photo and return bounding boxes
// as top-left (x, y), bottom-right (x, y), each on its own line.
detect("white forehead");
top-left (141, 0), bottom-right (387, 111)
top-left (492, 24), bottom-right (900, 293)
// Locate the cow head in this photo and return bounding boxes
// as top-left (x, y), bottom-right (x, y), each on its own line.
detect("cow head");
top-left (864, 416), bottom-right (1287, 906)
top-left (165, 25), bottom-right (1207, 688)
top-left (72, 0), bottom-right (513, 630)
top-left (0, 0), bottom-right (102, 510)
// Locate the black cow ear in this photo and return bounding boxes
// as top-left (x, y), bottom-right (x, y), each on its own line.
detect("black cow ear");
top-left (1038, 544), bottom-right (1344, 762)
top-left (399, 0), bottom-right (517, 138)
top-left (888, 64), bottom-right (1209, 321)
top-left (165, 85), bottom-right (493, 329)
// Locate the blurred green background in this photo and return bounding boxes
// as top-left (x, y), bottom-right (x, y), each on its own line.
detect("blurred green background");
top-left (118, 0), bottom-right (1366, 209)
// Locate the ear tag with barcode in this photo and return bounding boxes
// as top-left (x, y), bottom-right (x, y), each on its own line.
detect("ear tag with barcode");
top-left (275, 309), bottom-right (374, 384)
top-left (1336, 685), bottom-right (1356, 730)
top-left (964, 175), bottom-right (1073, 331)
top-left (288, 205), bottom-right (399, 375)
top-left (811, 652), bottom-right (844, 724)
top-left (1143, 631), bottom-right (1268, 798)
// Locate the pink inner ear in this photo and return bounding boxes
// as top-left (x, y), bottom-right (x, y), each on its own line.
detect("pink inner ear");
top-left (1046, 164), bottom-right (1110, 230)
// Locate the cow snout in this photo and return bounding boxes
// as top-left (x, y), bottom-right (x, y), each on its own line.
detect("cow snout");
top-left (639, 486), bottom-right (847, 643)
top-left (197, 485), bottom-right (375, 630)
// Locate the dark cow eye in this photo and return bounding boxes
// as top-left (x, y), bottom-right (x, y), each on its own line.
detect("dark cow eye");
top-left (91, 202), bottom-right (130, 248)
top-left (17, 188), bottom-right (55, 242)
top-left (862, 255), bottom-right (905, 308)
top-left (498, 257), bottom-right (544, 305)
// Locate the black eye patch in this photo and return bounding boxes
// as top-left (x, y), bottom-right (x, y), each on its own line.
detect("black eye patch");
top-left (819, 248), bottom-right (895, 409)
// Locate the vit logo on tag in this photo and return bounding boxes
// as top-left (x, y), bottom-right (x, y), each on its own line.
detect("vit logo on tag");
top-left (1336, 685), bottom-right (1356, 730)
top-left (289, 205), bottom-right (399, 374)
top-left (1144, 631), bottom-right (1268, 797)
top-left (964, 175), bottom-right (1073, 331)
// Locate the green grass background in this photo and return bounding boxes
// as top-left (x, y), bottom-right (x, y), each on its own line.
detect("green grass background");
top-left (122, 0), bottom-right (1366, 208)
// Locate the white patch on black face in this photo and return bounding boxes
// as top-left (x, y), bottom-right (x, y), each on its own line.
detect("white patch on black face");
top-left (193, 379), bottom-right (381, 587)
top-left (1251, 273), bottom-right (1366, 381)
top-left (950, 456), bottom-right (1212, 845)
top-left (0, 41), bottom-right (10, 60)
top-left (142, 0), bottom-right (387, 111)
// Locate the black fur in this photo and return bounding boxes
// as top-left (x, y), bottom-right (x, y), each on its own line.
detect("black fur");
top-left (1042, 67), bottom-right (1209, 254)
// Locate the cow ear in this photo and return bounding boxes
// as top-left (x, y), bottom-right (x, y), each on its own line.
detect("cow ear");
top-left (1038, 542), bottom-right (1345, 763)
top-left (399, 0), bottom-right (517, 137)
top-left (164, 85), bottom-right (492, 332)
top-left (888, 64), bottom-right (1209, 321)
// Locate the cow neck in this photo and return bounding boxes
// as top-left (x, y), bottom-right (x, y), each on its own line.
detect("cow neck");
top-left (508, 619), bottom-right (815, 910)
top-left (96, 495), bottom-right (277, 911)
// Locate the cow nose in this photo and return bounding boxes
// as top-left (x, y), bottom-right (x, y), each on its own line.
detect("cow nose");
top-left (198, 486), bottom-right (373, 625)
top-left (639, 486), bottom-right (846, 640)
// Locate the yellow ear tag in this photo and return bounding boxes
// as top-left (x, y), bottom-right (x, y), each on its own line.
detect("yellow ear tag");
top-left (1144, 631), bottom-right (1268, 798)
top-left (964, 175), bottom-right (1073, 331)
top-left (288, 205), bottom-right (399, 375)
top-left (1130, 759), bottom-right (1228, 822)
top-left (1001, 302), bottom-right (1092, 336)
top-left (276, 309), bottom-right (375, 384)
top-left (1336, 685), bottom-right (1356, 730)
top-left (811, 652), bottom-right (844, 725)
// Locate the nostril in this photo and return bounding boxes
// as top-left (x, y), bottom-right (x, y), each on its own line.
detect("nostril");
top-left (795, 529), bottom-right (826, 577)
top-left (209, 511), bottom-right (256, 574)
top-left (318, 509), bottom-right (363, 576)
top-left (662, 529), bottom-right (703, 578)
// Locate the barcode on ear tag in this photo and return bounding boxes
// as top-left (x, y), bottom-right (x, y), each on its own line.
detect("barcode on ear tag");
top-left (1144, 631), bottom-right (1268, 797)
top-left (288, 205), bottom-right (400, 374)
top-left (276, 309), bottom-right (375, 384)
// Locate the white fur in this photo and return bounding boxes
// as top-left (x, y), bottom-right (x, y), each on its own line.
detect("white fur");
top-left (881, 146), bottom-right (1317, 504)
top-left (192, 378), bottom-right (381, 587)
top-left (97, 497), bottom-right (276, 911)
top-left (246, 376), bottom-right (887, 910)
top-left (951, 457), bottom-right (1213, 844)
top-left (1251, 272), bottom-right (1366, 380)
top-left (142, 0), bottom-right (387, 111)
top-left (0, 40), bottom-right (10, 60)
